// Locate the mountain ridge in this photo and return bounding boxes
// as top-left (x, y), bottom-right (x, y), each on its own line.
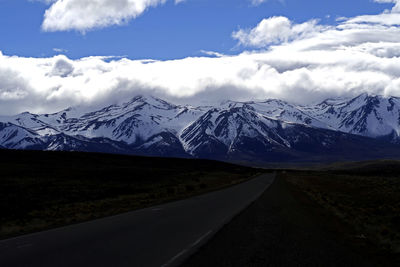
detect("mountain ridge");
top-left (2, 94), bottom-right (400, 163)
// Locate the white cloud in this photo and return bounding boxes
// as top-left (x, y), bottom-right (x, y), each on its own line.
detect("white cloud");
top-left (50, 56), bottom-right (74, 77)
top-left (41, 0), bottom-right (182, 32)
top-left (250, 0), bottom-right (268, 6)
top-left (250, 0), bottom-right (284, 6)
top-left (235, 1), bottom-right (400, 49)
top-left (345, 13), bottom-right (400, 25)
top-left (53, 48), bottom-right (68, 53)
top-left (1, 0), bottom-right (400, 114)
top-left (199, 50), bottom-right (224, 57)
top-left (232, 16), bottom-right (326, 47)
top-left (373, 0), bottom-right (400, 13)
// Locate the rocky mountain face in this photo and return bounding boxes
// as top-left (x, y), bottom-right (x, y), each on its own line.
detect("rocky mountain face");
top-left (2, 94), bottom-right (400, 163)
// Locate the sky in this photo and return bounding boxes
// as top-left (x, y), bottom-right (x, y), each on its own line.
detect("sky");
top-left (0, 0), bottom-right (400, 114)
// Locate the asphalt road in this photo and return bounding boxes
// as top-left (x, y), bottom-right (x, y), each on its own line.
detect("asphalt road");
top-left (0, 173), bottom-right (274, 267)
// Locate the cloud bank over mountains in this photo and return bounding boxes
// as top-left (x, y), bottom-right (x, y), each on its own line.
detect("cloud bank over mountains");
top-left (1, 0), bottom-right (400, 115)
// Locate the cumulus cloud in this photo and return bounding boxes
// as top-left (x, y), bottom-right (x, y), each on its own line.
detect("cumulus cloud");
top-left (50, 56), bottom-right (75, 77)
top-left (40, 0), bottom-right (183, 32)
top-left (232, 16), bottom-right (326, 47)
top-left (1, 0), bottom-right (400, 115)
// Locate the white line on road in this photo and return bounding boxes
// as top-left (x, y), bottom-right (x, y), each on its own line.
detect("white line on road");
top-left (161, 230), bottom-right (213, 267)
top-left (191, 230), bottom-right (212, 247)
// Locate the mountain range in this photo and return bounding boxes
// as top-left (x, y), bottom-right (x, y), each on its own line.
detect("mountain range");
top-left (2, 93), bottom-right (400, 164)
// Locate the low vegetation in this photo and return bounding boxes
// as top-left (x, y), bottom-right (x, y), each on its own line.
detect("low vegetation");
top-left (283, 161), bottom-right (400, 254)
top-left (0, 150), bottom-right (260, 240)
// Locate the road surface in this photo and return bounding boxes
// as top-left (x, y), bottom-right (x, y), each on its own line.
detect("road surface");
top-left (0, 173), bottom-right (274, 267)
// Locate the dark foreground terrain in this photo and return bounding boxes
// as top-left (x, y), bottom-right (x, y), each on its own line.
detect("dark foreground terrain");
top-left (285, 161), bottom-right (400, 255)
top-left (0, 149), bottom-right (259, 240)
top-left (3, 148), bottom-right (400, 266)
top-left (0, 174), bottom-right (274, 267)
top-left (185, 161), bottom-right (400, 266)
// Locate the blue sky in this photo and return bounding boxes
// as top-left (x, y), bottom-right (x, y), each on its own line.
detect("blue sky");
top-left (0, 0), bottom-right (400, 115)
top-left (0, 0), bottom-right (394, 59)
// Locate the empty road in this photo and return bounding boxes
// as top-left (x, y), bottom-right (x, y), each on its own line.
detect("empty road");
top-left (0, 173), bottom-right (274, 267)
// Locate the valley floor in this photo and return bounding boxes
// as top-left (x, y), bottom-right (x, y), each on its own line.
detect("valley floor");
top-left (184, 174), bottom-right (400, 267)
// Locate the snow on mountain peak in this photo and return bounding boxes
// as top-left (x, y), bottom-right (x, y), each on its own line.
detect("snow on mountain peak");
top-left (0, 93), bottom-right (400, 156)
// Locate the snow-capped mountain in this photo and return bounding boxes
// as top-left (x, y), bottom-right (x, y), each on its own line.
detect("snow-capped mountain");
top-left (1, 94), bottom-right (400, 163)
top-left (303, 94), bottom-right (400, 140)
